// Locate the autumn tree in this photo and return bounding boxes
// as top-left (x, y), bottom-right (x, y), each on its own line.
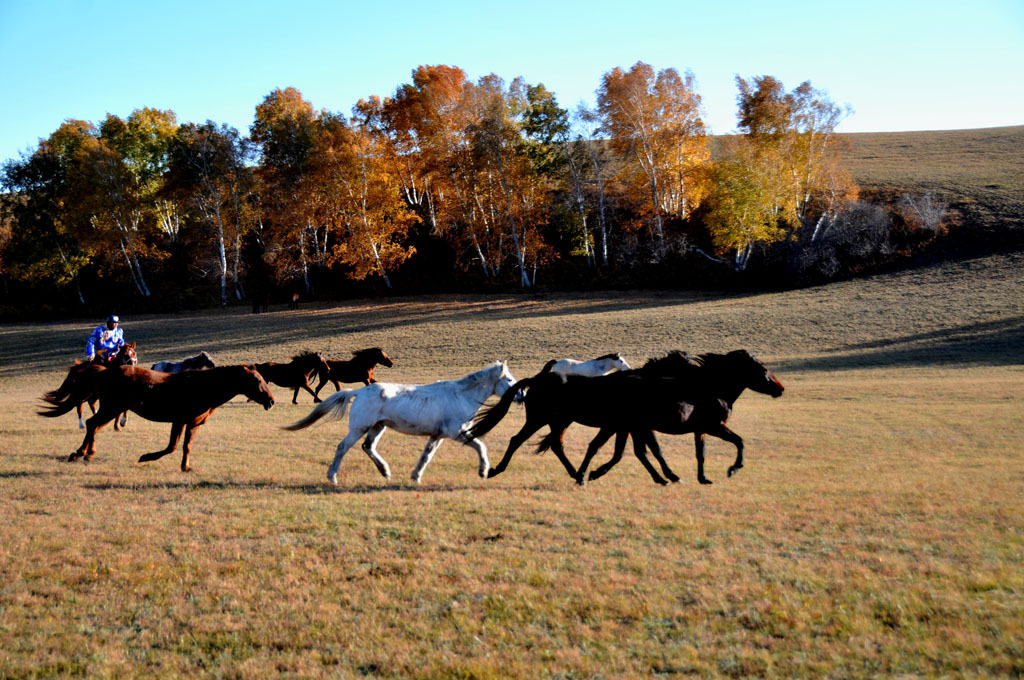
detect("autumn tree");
top-left (597, 62), bottom-right (709, 248)
top-left (0, 121), bottom-right (95, 304)
top-left (307, 109), bottom-right (419, 288)
top-left (166, 121), bottom-right (256, 304)
top-left (250, 87), bottom-right (319, 292)
top-left (704, 76), bottom-right (855, 270)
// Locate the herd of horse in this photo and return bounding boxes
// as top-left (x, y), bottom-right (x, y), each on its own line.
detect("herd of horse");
top-left (38, 344), bottom-right (785, 486)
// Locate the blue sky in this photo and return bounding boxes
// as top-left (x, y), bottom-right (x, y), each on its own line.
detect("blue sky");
top-left (1, 0), bottom-right (1022, 163)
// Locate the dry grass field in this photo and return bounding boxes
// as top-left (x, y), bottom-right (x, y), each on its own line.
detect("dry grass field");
top-left (1, 250), bottom-right (1023, 678)
top-left (842, 125), bottom-right (1024, 233)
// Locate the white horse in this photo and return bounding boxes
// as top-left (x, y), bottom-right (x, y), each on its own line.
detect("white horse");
top-left (544, 353), bottom-right (631, 379)
top-left (284, 361), bottom-right (517, 484)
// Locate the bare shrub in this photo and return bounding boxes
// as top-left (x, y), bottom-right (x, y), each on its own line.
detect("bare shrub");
top-left (897, 192), bottom-right (949, 236)
top-left (798, 201), bottom-right (893, 279)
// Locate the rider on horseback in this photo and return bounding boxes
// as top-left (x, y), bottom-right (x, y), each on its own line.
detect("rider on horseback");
top-left (86, 315), bottom-right (126, 364)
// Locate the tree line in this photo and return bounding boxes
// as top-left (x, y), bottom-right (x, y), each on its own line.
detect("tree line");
top-left (0, 62), bottom-right (945, 317)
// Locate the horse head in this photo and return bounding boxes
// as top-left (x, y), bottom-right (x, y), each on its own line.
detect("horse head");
top-left (728, 350), bottom-right (784, 398)
top-left (116, 342), bottom-right (138, 366)
top-left (604, 353), bottom-right (631, 372)
top-left (375, 348), bottom-right (394, 368)
top-left (492, 360), bottom-right (518, 398)
top-left (196, 351), bottom-right (215, 369)
top-left (244, 365), bottom-right (276, 410)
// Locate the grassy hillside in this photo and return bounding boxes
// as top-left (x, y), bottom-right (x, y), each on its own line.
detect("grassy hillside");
top-left (0, 249), bottom-right (1021, 677)
top-left (841, 125), bottom-right (1024, 234)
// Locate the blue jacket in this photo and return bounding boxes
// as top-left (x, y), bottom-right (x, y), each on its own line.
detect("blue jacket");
top-left (86, 325), bottom-right (125, 359)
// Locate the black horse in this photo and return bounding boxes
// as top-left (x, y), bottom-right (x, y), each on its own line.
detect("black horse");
top-left (466, 350), bottom-right (784, 485)
top-left (313, 347), bottom-right (394, 399)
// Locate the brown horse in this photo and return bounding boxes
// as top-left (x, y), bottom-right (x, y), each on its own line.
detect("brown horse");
top-left (43, 342), bottom-right (138, 429)
top-left (313, 347), bottom-right (394, 399)
top-left (466, 350), bottom-right (784, 485)
top-left (255, 351), bottom-right (331, 404)
top-left (38, 364), bottom-right (275, 471)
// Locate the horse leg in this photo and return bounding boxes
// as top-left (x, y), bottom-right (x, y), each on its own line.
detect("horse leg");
top-left (462, 437), bottom-right (491, 479)
top-left (644, 431), bottom-right (680, 483)
top-left (575, 427), bottom-right (616, 486)
top-left (694, 433), bottom-right (713, 484)
top-left (548, 428), bottom-right (581, 481)
top-left (71, 409), bottom-right (118, 462)
top-left (327, 428), bottom-right (369, 485)
top-left (486, 419), bottom-right (545, 478)
top-left (77, 402), bottom-right (85, 429)
top-left (138, 423), bottom-right (185, 464)
top-left (411, 436), bottom-right (445, 483)
top-left (630, 433), bottom-right (668, 486)
top-left (303, 381), bottom-right (321, 404)
top-left (292, 386), bottom-right (300, 405)
top-left (587, 431), bottom-right (629, 482)
top-left (180, 424), bottom-right (202, 472)
top-left (360, 424), bottom-right (391, 479)
top-left (706, 424), bottom-right (745, 478)
top-left (119, 411), bottom-right (128, 429)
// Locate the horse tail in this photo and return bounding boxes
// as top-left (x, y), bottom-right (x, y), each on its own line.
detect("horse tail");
top-left (38, 367), bottom-right (96, 418)
top-left (283, 388), bottom-right (358, 431)
top-left (539, 359), bottom-right (557, 374)
top-left (43, 363), bottom-right (87, 403)
top-left (536, 430), bottom-right (559, 455)
top-left (465, 375), bottom-right (535, 440)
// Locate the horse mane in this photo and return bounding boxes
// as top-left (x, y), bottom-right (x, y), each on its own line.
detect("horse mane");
top-left (594, 353), bottom-right (621, 361)
top-left (353, 347), bottom-right (384, 357)
top-left (642, 350), bottom-right (703, 373)
top-left (457, 360), bottom-right (505, 388)
top-left (291, 350), bottom-right (324, 363)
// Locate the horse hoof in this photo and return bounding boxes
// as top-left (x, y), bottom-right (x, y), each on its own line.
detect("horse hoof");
top-left (575, 478), bottom-right (587, 487)
top-left (699, 477), bottom-right (713, 485)
top-left (727, 466), bottom-right (742, 478)
top-left (668, 476), bottom-right (681, 483)
top-left (181, 466), bottom-right (192, 473)
top-left (68, 453), bottom-right (81, 462)
top-left (327, 474), bottom-right (338, 485)
top-left (486, 468), bottom-right (502, 479)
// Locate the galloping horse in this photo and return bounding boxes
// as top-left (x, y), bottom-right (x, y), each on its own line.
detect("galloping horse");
top-left (313, 347), bottom-right (394, 399)
top-left (38, 364), bottom-right (275, 471)
top-left (465, 350), bottom-right (784, 485)
top-left (255, 351), bottom-right (331, 404)
top-left (574, 350), bottom-right (785, 485)
top-left (542, 353), bottom-right (631, 378)
top-left (43, 342), bottom-right (138, 429)
top-left (151, 351), bottom-right (215, 373)
top-left (285, 361), bottom-right (517, 484)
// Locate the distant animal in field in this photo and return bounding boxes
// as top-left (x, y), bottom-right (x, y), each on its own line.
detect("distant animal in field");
top-left (43, 342), bottom-right (138, 430)
top-left (288, 292), bottom-right (300, 310)
top-left (38, 364), bottom-right (275, 472)
top-left (151, 351), bottom-right (215, 373)
top-left (284, 361), bottom-right (517, 485)
top-left (255, 351), bottom-right (331, 404)
top-left (314, 347), bottom-right (394, 399)
top-left (466, 350), bottom-right (784, 485)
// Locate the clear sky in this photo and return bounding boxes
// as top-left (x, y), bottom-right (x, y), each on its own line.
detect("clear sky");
top-left (1, 0), bottom-right (1022, 163)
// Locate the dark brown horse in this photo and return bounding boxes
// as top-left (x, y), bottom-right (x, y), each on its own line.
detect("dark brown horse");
top-left (43, 342), bottom-right (138, 429)
top-left (556, 350), bottom-right (784, 485)
top-left (465, 350), bottom-right (784, 485)
top-left (255, 351), bottom-right (331, 404)
top-left (313, 347), bottom-right (394, 399)
top-left (38, 364), bottom-right (275, 471)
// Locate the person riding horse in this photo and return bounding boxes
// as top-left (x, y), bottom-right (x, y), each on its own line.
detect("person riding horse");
top-left (86, 315), bottom-right (126, 364)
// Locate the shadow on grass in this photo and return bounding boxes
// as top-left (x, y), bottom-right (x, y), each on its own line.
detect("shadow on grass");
top-left (778, 315), bottom-right (1024, 372)
top-left (0, 470), bottom-right (49, 479)
top-left (80, 479), bottom-right (540, 495)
